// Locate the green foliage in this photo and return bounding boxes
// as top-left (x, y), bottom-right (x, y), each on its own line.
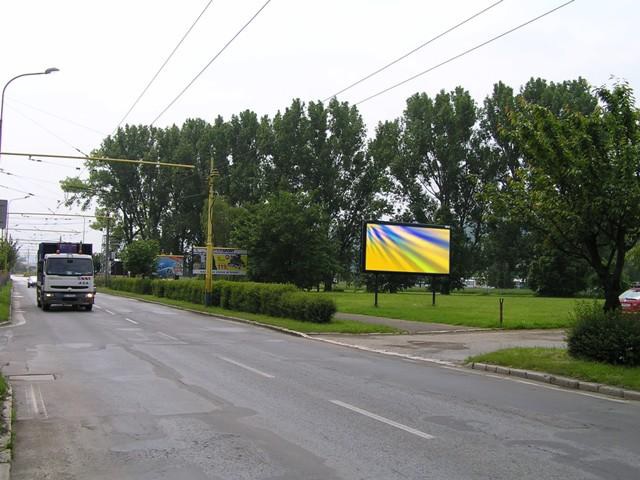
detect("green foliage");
top-left (105, 277), bottom-right (336, 323)
top-left (121, 239), bottom-right (160, 277)
top-left (232, 191), bottom-right (337, 289)
top-left (0, 240), bottom-right (18, 272)
top-left (568, 303), bottom-right (640, 366)
top-left (0, 281), bottom-right (11, 323)
top-left (502, 83), bottom-right (640, 310)
top-left (527, 243), bottom-right (590, 297)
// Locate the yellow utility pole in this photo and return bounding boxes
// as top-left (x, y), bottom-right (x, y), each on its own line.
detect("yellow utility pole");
top-left (204, 156), bottom-right (218, 306)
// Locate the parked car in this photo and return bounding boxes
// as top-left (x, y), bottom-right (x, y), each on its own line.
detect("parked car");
top-left (27, 276), bottom-right (37, 288)
top-left (619, 288), bottom-right (640, 312)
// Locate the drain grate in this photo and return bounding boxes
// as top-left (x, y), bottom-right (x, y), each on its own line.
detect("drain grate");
top-left (9, 374), bottom-right (55, 381)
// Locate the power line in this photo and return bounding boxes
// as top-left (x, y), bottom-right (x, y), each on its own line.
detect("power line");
top-left (355, 0), bottom-right (576, 106)
top-left (8, 105), bottom-right (90, 156)
top-left (115, 0), bottom-right (215, 131)
top-left (150, 0), bottom-right (273, 126)
top-left (5, 97), bottom-right (107, 136)
top-left (324, 0), bottom-right (505, 102)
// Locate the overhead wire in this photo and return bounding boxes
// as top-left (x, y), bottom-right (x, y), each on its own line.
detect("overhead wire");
top-left (323, 0), bottom-right (505, 102)
top-left (150, 0), bottom-right (273, 126)
top-left (355, 0), bottom-right (576, 106)
top-left (7, 104), bottom-right (90, 156)
top-left (114, 0), bottom-right (216, 131)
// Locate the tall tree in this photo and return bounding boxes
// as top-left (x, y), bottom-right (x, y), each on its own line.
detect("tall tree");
top-left (505, 82), bottom-right (640, 310)
top-left (389, 87), bottom-right (486, 288)
top-left (231, 192), bottom-right (335, 289)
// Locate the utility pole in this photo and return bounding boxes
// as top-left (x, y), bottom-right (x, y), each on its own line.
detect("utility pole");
top-left (204, 156), bottom-right (218, 306)
top-left (105, 214), bottom-right (111, 287)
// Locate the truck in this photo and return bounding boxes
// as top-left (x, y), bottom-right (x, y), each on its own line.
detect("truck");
top-left (36, 242), bottom-right (96, 311)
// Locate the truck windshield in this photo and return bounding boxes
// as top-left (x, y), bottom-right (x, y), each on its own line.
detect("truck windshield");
top-left (46, 258), bottom-right (94, 276)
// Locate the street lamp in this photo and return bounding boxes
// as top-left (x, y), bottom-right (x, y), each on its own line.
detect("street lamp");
top-left (5, 194), bottom-right (34, 241)
top-left (0, 67), bottom-right (60, 162)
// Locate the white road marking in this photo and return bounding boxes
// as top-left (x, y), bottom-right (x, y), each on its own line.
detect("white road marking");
top-left (218, 356), bottom-right (275, 379)
top-left (330, 400), bottom-right (434, 440)
top-left (93, 304), bottom-right (103, 310)
top-left (156, 331), bottom-right (180, 341)
top-left (26, 384), bottom-right (48, 419)
top-left (104, 309), bottom-right (115, 315)
top-left (125, 317), bottom-right (138, 325)
top-left (37, 384), bottom-right (48, 419)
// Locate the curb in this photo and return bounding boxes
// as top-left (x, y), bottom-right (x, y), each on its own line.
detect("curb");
top-left (0, 384), bottom-right (13, 480)
top-left (469, 362), bottom-right (640, 401)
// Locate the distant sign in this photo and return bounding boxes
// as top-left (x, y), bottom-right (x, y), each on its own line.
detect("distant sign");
top-left (0, 200), bottom-right (6, 230)
top-left (156, 255), bottom-right (184, 278)
top-left (193, 247), bottom-right (248, 275)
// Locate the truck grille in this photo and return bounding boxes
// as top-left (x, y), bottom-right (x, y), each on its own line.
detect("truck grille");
top-left (50, 285), bottom-right (88, 290)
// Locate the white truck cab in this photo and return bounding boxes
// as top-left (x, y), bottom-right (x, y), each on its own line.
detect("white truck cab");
top-left (37, 244), bottom-right (96, 311)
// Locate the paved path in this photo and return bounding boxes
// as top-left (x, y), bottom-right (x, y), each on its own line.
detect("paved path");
top-left (314, 328), bottom-right (567, 364)
top-left (334, 312), bottom-right (480, 334)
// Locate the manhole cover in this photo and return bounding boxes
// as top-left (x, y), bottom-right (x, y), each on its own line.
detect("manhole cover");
top-left (9, 374), bottom-right (55, 381)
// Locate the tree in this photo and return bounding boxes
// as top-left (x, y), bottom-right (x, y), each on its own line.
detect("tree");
top-left (121, 239), bottom-right (159, 277)
top-left (504, 83), bottom-right (640, 310)
top-left (231, 192), bottom-right (336, 289)
top-left (0, 239), bottom-right (19, 272)
top-left (387, 88), bottom-right (488, 290)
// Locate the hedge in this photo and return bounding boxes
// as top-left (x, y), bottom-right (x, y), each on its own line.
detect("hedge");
top-left (99, 277), bottom-right (336, 323)
top-left (568, 302), bottom-right (640, 366)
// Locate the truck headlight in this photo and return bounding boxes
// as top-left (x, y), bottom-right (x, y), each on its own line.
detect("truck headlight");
top-left (45, 293), bottom-right (54, 298)
top-left (86, 293), bottom-right (94, 298)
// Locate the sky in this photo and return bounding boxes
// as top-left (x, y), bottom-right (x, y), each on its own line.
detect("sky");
top-left (0, 0), bottom-right (638, 264)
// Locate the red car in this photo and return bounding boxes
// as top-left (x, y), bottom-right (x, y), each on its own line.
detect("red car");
top-left (619, 288), bottom-right (640, 312)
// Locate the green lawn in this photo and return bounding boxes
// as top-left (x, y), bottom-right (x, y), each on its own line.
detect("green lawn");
top-left (98, 288), bottom-right (400, 334)
top-left (0, 281), bottom-right (11, 323)
top-left (468, 347), bottom-right (640, 391)
top-left (317, 291), bottom-right (582, 329)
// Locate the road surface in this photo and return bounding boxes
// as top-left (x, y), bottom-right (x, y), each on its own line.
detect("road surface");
top-left (2, 278), bottom-right (639, 479)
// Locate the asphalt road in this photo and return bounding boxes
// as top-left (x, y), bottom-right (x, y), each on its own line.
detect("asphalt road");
top-left (2, 278), bottom-right (639, 479)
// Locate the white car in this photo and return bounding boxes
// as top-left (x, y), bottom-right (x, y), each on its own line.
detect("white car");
top-left (27, 276), bottom-right (37, 288)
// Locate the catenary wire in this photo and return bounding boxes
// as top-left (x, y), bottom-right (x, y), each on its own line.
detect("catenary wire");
top-left (323, 0), bottom-right (505, 102)
top-left (114, 0), bottom-right (215, 131)
top-left (355, 0), bottom-right (576, 106)
top-left (150, 0), bottom-right (272, 126)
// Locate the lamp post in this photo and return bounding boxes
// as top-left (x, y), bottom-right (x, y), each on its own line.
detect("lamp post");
top-left (5, 194), bottom-right (34, 240)
top-left (0, 67), bottom-right (59, 162)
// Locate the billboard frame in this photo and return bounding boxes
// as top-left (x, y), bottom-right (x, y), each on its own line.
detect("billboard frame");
top-left (360, 220), bottom-right (451, 276)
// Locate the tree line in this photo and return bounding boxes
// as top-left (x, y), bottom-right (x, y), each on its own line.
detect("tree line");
top-left (62, 77), bottom-right (640, 309)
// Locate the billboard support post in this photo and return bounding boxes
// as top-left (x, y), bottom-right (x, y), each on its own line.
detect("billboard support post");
top-left (374, 273), bottom-right (379, 307)
top-left (432, 278), bottom-right (436, 306)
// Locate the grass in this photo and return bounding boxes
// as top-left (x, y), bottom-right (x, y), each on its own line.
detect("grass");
top-left (468, 347), bottom-right (640, 391)
top-left (0, 281), bottom-right (11, 323)
top-left (98, 287), bottom-right (400, 334)
top-left (317, 291), bottom-right (581, 329)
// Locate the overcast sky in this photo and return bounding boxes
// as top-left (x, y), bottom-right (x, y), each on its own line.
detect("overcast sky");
top-left (0, 0), bottom-right (638, 259)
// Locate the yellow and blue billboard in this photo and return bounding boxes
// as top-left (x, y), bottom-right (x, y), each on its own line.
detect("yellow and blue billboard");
top-left (192, 247), bottom-right (248, 276)
top-left (362, 221), bottom-right (450, 275)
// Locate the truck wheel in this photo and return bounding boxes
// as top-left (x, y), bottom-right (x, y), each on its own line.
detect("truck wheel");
top-left (85, 305), bottom-right (93, 311)
top-left (42, 302), bottom-right (50, 311)
top-left (37, 296), bottom-right (41, 307)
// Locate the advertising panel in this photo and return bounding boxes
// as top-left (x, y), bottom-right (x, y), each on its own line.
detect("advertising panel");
top-left (192, 247), bottom-right (248, 276)
top-left (362, 221), bottom-right (450, 275)
top-left (156, 255), bottom-right (184, 278)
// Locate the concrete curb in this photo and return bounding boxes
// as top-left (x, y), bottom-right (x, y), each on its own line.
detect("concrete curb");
top-left (0, 384), bottom-right (13, 480)
top-left (469, 362), bottom-right (640, 401)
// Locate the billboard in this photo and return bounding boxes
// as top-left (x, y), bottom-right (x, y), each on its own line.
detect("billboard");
top-left (361, 221), bottom-right (450, 275)
top-left (156, 255), bottom-right (184, 278)
top-left (192, 247), bottom-right (248, 276)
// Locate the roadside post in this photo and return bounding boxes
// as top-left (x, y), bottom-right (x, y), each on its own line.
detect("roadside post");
top-left (499, 297), bottom-right (504, 327)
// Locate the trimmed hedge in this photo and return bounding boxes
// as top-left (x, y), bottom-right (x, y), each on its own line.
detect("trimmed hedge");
top-left (100, 277), bottom-right (336, 323)
top-left (568, 302), bottom-right (640, 366)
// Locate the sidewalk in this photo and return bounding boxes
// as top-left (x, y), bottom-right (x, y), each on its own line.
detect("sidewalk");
top-left (326, 313), bottom-right (566, 365)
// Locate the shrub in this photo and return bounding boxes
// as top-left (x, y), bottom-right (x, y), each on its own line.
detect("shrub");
top-left (567, 302), bottom-right (640, 366)
top-left (104, 277), bottom-right (335, 323)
